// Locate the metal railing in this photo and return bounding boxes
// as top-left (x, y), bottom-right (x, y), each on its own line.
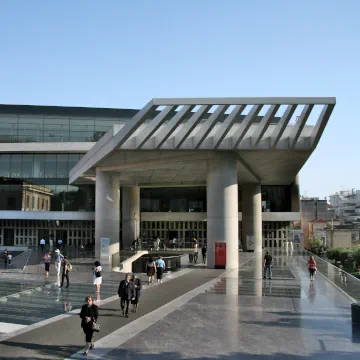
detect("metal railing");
top-left (300, 248), bottom-right (360, 302)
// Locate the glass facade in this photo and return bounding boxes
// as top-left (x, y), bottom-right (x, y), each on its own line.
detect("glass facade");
top-left (0, 153), bottom-right (82, 179)
top-left (0, 154), bottom-right (95, 211)
top-left (140, 187), bottom-right (207, 212)
top-left (261, 185), bottom-right (291, 212)
top-left (0, 115), bottom-right (131, 143)
top-left (141, 186), bottom-right (291, 213)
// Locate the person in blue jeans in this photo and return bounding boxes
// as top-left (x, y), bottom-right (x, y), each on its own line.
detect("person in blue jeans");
top-left (263, 251), bottom-right (272, 279)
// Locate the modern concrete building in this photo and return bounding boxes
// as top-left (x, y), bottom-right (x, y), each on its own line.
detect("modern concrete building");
top-left (0, 97), bottom-right (335, 268)
top-left (68, 97), bottom-right (336, 269)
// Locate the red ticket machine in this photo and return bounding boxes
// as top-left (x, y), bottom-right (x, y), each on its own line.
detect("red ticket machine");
top-left (215, 242), bottom-right (226, 269)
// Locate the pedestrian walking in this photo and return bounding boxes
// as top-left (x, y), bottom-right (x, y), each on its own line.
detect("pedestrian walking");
top-left (146, 256), bottom-right (157, 284)
top-left (7, 253), bottom-right (12, 266)
top-left (54, 249), bottom-right (64, 277)
top-left (80, 295), bottom-right (99, 355)
top-left (263, 251), bottom-right (273, 279)
top-left (44, 252), bottom-right (52, 278)
top-left (3, 249), bottom-right (8, 268)
top-left (40, 238), bottom-right (46, 252)
top-left (307, 255), bottom-right (317, 281)
top-left (118, 273), bottom-right (135, 318)
top-left (201, 246), bottom-right (207, 264)
top-left (189, 252), bottom-right (193, 263)
top-left (193, 249), bottom-right (199, 264)
top-left (93, 261), bottom-right (102, 294)
top-left (59, 256), bottom-right (70, 288)
top-left (80, 243), bottom-right (86, 257)
top-left (131, 274), bottom-right (142, 312)
top-left (155, 256), bottom-right (166, 283)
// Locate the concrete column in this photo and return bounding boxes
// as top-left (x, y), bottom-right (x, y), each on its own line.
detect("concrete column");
top-left (95, 170), bottom-right (120, 269)
top-left (291, 174), bottom-right (300, 212)
top-left (207, 154), bottom-right (238, 269)
top-left (122, 186), bottom-right (140, 250)
top-left (242, 183), bottom-right (262, 252)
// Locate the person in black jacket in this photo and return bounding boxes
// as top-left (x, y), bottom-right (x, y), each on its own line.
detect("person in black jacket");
top-left (131, 274), bottom-right (142, 312)
top-left (118, 273), bottom-right (135, 317)
top-left (201, 246), bottom-right (207, 264)
top-left (80, 295), bottom-right (99, 355)
top-left (59, 256), bottom-right (69, 288)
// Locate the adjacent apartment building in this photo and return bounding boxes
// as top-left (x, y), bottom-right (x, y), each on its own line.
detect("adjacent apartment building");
top-left (329, 189), bottom-right (360, 223)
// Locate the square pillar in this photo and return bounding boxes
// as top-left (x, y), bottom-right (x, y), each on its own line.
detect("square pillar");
top-left (121, 186), bottom-right (140, 250)
top-left (242, 183), bottom-right (262, 252)
top-left (95, 170), bottom-right (120, 269)
top-left (207, 154), bottom-right (239, 269)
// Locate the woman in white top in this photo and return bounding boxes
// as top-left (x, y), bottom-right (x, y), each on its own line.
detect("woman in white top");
top-left (93, 261), bottom-right (102, 293)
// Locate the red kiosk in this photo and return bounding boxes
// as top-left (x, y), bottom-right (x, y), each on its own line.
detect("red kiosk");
top-left (215, 242), bottom-right (226, 269)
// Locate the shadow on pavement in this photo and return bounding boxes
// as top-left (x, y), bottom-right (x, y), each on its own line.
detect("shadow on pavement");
top-left (0, 347), bottom-right (357, 360)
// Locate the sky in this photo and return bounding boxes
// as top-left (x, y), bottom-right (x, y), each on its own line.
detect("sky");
top-left (0, 0), bottom-right (359, 199)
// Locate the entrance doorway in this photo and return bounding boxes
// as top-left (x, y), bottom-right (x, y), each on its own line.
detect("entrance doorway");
top-left (3, 229), bottom-right (15, 247)
top-left (55, 230), bottom-right (68, 246)
top-left (38, 229), bottom-right (50, 243)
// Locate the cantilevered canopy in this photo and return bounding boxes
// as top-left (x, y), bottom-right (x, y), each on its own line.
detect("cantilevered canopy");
top-left (69, 97), bottom-right (335, 186)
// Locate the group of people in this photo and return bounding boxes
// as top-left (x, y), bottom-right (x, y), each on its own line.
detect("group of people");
top-left (2, 249), bottom-right (12, 268)
top-left (189, 246), bottom-right (207, 264)
top-left (263, 251), bottom-right (318, 281)
top-left (146, 256), bottom-right (166, 284)
top-left (42, 249), bottom-right (103, 292)
top-left (80, 271), bottom-right (142, 356)
top-left (44, 249), bottom-right (72, 287)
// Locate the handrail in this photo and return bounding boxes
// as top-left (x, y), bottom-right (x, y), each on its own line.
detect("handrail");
top-left (300, 248), bottom-right (360, 302)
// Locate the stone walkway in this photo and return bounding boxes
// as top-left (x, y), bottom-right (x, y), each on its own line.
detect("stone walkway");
top-left (0, 251), bottom-right (359, 359)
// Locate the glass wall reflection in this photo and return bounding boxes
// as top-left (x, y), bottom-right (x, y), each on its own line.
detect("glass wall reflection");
top-left (0, 153), bottom-right (82, 179)
top-left (0, 153), bottom-right (94, 212)
top-left (0, 115), bottom-right (132, 143)
top-left (140, 187), bottom-right (207, 212)
top-left (0, 182), bottom-right (95, 212)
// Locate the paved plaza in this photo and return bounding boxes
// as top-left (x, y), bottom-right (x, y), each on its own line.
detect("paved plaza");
top-left (0, 251), bottom-right (359, 359)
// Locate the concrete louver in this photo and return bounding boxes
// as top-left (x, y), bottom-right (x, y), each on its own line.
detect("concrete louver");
top-left (114, 97), bottom-right (335, 151)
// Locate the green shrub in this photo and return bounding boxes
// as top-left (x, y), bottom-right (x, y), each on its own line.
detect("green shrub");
top-left (308, 236), bottom-right (324, 255)
top-left (326, 248), bottom-right (341, 262)
top-left (339, 248), bottom-right (353, 264)
top-left (353, 247), bottom-right (360, 267)
top-left (350, 271), bottom-right (360, 279)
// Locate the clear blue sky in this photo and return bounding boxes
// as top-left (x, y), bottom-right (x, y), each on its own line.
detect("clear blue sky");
top-left (0, 0), bottom-right (358, 199)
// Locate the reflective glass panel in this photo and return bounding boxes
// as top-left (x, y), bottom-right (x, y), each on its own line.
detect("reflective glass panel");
top-left (0, 154), bottom-right (11, 177)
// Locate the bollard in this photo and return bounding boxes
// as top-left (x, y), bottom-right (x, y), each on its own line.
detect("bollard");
top-left (351, 303), bottom-right (360, 343)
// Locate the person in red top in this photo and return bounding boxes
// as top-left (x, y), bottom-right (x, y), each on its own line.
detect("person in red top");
top-left (307, 255), bottom-right (317, 281)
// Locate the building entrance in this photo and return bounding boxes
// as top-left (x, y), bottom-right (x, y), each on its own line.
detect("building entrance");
top-left (168, 231), bottom-right (178, 248)
top-left (38, 229), bottom-right (50, 244)
top-left (55, 229), bottom-right (68, 246)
